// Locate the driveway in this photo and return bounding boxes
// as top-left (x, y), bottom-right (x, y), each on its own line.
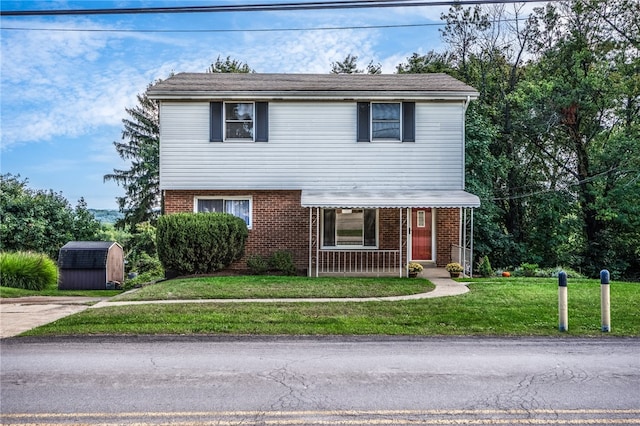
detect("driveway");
top-left (0, 297), bottom-right (105, 338)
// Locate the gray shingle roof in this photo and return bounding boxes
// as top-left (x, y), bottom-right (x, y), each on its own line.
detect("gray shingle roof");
top-left (147, 73), bottom-right (478, 99)
top-left (58, 241), bottom-right (119, 269)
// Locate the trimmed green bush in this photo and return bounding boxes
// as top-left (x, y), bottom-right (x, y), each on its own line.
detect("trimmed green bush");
top-left (156, 213), bottom-right (248, 275)
top-left (247, 254), bottom-right (269, 275)
top-left (269, 250), bottom-right (297, 276)
top-left (0, 251), bottom-right (58, 291)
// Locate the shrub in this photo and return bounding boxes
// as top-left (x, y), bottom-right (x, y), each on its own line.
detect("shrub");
top-left (156, 213), bottom-right (248, 275)
top-left (0, 251), bottom-right (58, 291)
top-left (269, 250), bottom-right (297, 276)
top-left (520, 262), bottom-right (539, 277)
top-left (247, 254), bottom-right (269, 275)
top-left (478, 255), bottom-right (493, 277)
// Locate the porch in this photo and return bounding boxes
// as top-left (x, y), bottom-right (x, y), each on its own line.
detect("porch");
top-left (301, 190), bottom-right (480, 278)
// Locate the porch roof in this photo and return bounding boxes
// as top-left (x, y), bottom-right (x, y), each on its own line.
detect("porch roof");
top-left (301, 190), bottom-right (480, 209)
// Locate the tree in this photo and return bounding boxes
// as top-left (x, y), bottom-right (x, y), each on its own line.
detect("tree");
top-left (0, 174), bottom-right (101, 259)
top-left (208, 55), bottom-right (253, 73)
top-left (104, 84), bottom-right (161, 229)
top-left (513, 0), bottom-right (640, 277)
top-left (331, 54), bottom-right (381, 74)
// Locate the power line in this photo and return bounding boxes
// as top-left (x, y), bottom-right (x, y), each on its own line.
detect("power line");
top-left (1, 0), bottom-right (556, 16)
top-left (0, 22), bottom-right (451, 33)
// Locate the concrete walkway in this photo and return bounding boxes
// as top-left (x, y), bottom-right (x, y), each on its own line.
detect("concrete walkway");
top-left (1, 269), bottom-right (468, 338)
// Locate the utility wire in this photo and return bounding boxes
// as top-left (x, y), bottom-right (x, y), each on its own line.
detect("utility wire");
top-left (1, 0), bottom-right (557, 16)
top-left (1, 22), bottom-right (446, 33)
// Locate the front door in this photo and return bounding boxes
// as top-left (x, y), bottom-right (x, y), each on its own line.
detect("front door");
top-left (411, 209), bottom-right (432, 260)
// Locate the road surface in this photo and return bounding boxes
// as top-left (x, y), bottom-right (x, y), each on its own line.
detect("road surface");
top-left (1, 336), bottom-right (639, 425)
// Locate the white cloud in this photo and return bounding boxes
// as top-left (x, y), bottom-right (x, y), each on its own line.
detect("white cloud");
top-left (0, 18), bottom-right (179, 148)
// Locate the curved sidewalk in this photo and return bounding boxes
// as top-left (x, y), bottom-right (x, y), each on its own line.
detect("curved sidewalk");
top-left (91, 268), bottom-right (469, 309)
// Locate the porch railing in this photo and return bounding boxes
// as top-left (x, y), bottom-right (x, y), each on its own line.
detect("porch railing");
top-left (451, 244), bottom-right (472, 277)
top-left (316, 250), bottom-right (401, 276)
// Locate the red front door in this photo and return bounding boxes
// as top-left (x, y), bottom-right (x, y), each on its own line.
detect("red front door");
top-left (411, 209), bottom-right (432, 260)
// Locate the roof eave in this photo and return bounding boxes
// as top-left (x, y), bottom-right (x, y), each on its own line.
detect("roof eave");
top-left (147, 90), bottom-right (480, 101)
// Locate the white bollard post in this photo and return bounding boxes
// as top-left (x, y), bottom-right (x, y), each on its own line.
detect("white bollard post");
top-left (558, 271), bottom-right (568, 332)
top-left (601, 269), bottom-right (611, 332)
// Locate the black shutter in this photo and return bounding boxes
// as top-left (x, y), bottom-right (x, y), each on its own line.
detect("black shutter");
top-left (323, 209), bottom-right (336, 246)
top-left (364, 209), bottom-right (377, 246)
top-left (402, 102), bottom-right (415, 142)
top-left (357, 102), bottom-right (370, 142)
top-left (255, 102), bottom-right (269, 142)
top-left (210, 102), bottom-right (223, 142)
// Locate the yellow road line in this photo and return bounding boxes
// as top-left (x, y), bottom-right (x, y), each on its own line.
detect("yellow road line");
top-left (4, 409), bottom-right (640, 419)
top-left (4, 419), bottom-right (640, 426)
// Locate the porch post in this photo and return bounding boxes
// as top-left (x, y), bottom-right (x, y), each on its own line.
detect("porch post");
top-left (399, 208), bottom-right (403, 277)
top-left (308, 208), bottom-right (312, 277)
top-left (315, 207), bottom-right (320, 277)
top-left (462, 208), bottom-right (467, 277)
top-left (470, 208), bottom-right (474, 278)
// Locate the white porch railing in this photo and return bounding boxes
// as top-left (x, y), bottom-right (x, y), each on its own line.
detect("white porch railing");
top-left (451, 244), bottom-right (472, 277)
top-left (316, 250), bottom-right (401, 276)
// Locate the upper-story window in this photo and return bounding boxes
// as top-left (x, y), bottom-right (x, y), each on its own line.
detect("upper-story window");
top-left (225, 102), bottom-right (254, 140)
top-left (357, 101), bottom-right (415, 143)
top-left (210, 102), bottom-right (268, 143)
top-left (372, 103), bottom-right (401, 140)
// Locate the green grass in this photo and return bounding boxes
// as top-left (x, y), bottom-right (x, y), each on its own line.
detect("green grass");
top-left (111, 276), bottom-right (433, 301)
top-left (1, 282), bottom-right (122, 298)
top-left (22, 277), bottom-right (640, 337)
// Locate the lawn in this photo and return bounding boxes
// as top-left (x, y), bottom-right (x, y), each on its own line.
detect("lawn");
top-left (20, 276), bottom-right (640, 337)
top-left (110, 276), bottom-right (433, 301)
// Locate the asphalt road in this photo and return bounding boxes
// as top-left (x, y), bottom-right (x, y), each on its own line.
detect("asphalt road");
top-left (1, 336), bottom-right (639, 425)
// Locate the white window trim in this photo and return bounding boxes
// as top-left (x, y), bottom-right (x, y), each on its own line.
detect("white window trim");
top-left (224, 101), bottom-right (255, 142)
top-left (194, 195), bottom-right (253, 229)
top-left (320, 208), bottom-right (379, 250)
top-left (371, 102), bottom-right (402, 142)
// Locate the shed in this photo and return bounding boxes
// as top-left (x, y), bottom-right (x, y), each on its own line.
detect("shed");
top-left (58, 241), bottom-right (124, 290)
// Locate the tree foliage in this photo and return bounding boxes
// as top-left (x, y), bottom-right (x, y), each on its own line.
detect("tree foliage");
top-left (104, 84), bottom-right (160, 229)
top-left (331, 54), bottom-right (381, 74)
top-left (0, 174), bottom-right (101, 259)
top-left (426, 0), bottom-right (640, 278)
top-left (208, 55), bottom-right (253, 73)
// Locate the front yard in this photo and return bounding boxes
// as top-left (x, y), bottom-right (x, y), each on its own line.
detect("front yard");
top-left (16, 276), bottom-right (640, 337)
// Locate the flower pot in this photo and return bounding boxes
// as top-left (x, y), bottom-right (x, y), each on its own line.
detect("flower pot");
top-left (449, 272), bottom-right (461, 278)
top-left (408, 272), bottom-right (418, 278)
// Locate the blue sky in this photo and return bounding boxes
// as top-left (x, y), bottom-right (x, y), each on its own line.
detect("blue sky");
top-left (1, 0), bottom-right (454, 209)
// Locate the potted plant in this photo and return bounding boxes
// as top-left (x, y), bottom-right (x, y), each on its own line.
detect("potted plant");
top-left (446, 262), bottom-right (464, 278)
top-left (407, 262), bottom-right (423, 278)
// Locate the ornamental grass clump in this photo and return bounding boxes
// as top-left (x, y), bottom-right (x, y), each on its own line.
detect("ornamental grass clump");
top-left (0, 251), bottom-right (58, 291)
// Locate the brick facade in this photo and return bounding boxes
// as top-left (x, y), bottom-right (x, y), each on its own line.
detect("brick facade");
top-left (163, 189), bottom-right (460, 273)
top-left (436, 208), bottom-right (460, 267)
top-left (164, 190), bottom-right (309, 272)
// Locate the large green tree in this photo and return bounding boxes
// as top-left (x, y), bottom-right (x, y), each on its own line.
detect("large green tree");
top-left (104, 84), bottom-right (160, 229)
top-left (515, 0), bottom-right (640, 277)
top-left (0, 174), bottom-right (101, 259)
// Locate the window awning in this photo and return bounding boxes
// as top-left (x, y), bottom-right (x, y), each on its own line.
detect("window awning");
top-left (301, 190), bottom-right (481, 209)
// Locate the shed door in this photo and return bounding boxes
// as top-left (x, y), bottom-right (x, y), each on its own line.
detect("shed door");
top-left (411, 209), bottom-right (432, 260)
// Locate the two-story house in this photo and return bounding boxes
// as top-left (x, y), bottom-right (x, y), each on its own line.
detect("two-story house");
top-left (148, 73), bottom-right (480, 277)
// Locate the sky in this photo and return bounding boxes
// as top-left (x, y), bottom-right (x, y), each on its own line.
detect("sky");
top-left (1, 0), bottom-right (464, 209)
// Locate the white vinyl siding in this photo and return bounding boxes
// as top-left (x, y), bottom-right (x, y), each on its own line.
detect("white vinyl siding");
top-left (159, 101), bottom-right (464, 191)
